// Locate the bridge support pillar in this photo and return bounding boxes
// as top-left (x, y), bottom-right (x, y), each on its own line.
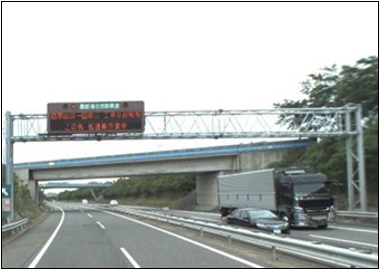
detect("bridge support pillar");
top-left (28, 180), bottom-right (39, 205)
top-left (90, 189), bottom-right (103, 203)
top-left (14, 168), bottom-right (39, 205)
top-left (14, 169), bottom-right (30, 186)
top-left (195, 172), bottom-right (220, 211)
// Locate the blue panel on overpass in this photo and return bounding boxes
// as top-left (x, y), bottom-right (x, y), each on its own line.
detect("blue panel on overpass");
top-left (14, 140), bottom-right (311, 170)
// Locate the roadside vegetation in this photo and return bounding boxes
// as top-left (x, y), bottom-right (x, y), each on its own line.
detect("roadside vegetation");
top-left (57, 174), bottom-right (196, 209)
top-left (1, 164), bottom-right (43, 225)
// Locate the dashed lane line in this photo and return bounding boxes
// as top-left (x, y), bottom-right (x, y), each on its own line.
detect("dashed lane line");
top-left (105, 210), bottom-right (264, 268)
top-left (97, 221), bottom-right (106, 229)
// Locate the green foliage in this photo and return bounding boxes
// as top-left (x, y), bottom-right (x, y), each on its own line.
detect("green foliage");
top-left (57, 188), bottom-right (103, 201)
top-left (300, 65), bottom-right (340, 108)
top-left (58, 174), bottom-right (196, 201)
top-left (1, 165), bottom-right (42, 221)
top-left (363, 118), bottom-right (379, 192)
top-left (13, 177), bottom-right (42, 221)
top-left (275, 56), bottom-right (378, 112)
top-left (103, 175), bottom-right (196, 199)
top-left (273, 56), bottom-right (378, 207)
top-left (336, 56), bottom-right (379, 116)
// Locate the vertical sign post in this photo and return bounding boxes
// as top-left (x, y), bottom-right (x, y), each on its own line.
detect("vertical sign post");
top-left (5, 111), bottom-right (14, 221)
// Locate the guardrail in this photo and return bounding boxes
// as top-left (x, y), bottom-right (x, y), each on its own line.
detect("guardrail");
top-left (2, 218), bottom-right (29, 235)
top-left (337, 211), bottom-right (378, 219)
top-left (102, 206), bottom-right (378, 268)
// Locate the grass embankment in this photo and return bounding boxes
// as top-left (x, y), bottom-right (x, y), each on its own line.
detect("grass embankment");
top-left (58, 175), bottom-right (197, 210)
top-left (3, 164), bottom-right (42, 225)
top-left (2, 178), bottom-right (43, 242)
top-left (13, 179), bottom-right (42, 222)
top-left (106, 190), bottom-right (197, 210)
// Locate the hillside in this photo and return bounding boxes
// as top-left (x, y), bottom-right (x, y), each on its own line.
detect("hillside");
top-left (57, 174), bottom-right (197, 209)
top-left (2, 164), bottom-right (42, 225)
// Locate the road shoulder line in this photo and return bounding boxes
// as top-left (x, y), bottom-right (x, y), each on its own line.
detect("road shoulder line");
top-left (28, 205), bottom-right (65, 268)
top-left (120, 247), bottom-right (141, 268)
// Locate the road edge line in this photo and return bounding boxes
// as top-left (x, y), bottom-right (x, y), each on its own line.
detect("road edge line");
top-left (28, 205), bottom-right (65, 268)
top-left (120, 247), bottom-right (141, 268)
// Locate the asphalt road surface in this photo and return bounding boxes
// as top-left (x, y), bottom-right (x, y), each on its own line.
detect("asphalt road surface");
top-left (3, 203), bottom-right (375, 268)
top-left (2, 204), bottom-right (263, 268)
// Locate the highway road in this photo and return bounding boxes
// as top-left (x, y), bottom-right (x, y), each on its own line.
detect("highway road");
top-left (2, 203), bottom-right (376, 268)
top-left (3, 203), bottom-right (265, 268)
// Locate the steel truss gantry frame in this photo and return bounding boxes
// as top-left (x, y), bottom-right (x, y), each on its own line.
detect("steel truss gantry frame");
top-left (4, 105), bottom-right (366, 220)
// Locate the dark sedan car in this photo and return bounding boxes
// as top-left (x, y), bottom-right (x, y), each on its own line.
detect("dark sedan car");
top-left (227, 208), bottom-right (290, 234)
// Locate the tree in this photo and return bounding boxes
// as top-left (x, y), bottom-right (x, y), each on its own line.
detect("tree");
top-left (273, 56), bottom-right (378, 207)
top-left (275, 56), bottom-right (378, 112)
top-left (336, 56), bottom-right (378, 116)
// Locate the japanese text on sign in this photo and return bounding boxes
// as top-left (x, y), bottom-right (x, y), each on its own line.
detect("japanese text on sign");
top-left (47, 101), bottom-right (145, 134)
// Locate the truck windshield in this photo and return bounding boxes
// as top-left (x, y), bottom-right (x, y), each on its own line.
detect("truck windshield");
top-left (293, 182), bottom-right (331, 196)
top-left (290, 174), bottom-right (332, 197)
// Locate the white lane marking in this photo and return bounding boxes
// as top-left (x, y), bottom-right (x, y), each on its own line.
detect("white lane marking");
top-left (309, 234), bottom-right (378, 248)
top-left (329, 226), bottom-right (378, 234)
top-left (28, 205), bottom-right (65, 268)
top-left (87, 214), bottom-right (93, 218)
top-left (120, 247), bottom-right (141, 268)
top-left (105, 210), bottom-right (264, 268)
top-left (97, 221), bottom-right (106, 229)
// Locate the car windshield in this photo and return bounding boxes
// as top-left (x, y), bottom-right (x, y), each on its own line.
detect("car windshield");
top-left (248, 210), bottom-right (277, 219)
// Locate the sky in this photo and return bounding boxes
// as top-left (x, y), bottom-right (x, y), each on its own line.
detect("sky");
top-left (1, 2), bottom-right (378, 175)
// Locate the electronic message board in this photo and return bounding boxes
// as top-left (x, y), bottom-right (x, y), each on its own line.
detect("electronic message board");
top-left (47, 101), bottom-right (145, 134)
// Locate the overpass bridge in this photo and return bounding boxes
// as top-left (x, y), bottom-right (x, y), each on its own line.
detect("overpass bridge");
top-left (15, 139), bottom-right (310, 210)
